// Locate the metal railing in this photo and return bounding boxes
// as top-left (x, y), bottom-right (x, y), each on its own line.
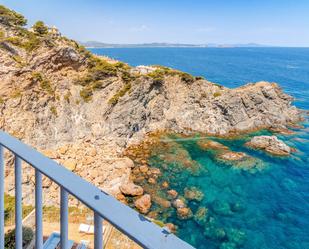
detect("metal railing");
top-left (0, 131), bottom-right (194, 249)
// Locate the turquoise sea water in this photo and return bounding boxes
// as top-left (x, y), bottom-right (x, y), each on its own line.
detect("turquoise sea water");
top-left (90, 48), bottom-right (309, 249)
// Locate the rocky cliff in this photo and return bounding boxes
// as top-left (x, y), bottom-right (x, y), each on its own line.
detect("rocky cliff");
top-left (0, 6), bottom-right (303, 205)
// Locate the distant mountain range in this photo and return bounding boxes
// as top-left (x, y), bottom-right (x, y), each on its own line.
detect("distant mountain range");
top-left (80, 41), bottom-right (270, 48)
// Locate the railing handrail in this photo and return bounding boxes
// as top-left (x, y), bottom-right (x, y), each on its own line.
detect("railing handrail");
top-left (0, 131), bottom-right (194, 249)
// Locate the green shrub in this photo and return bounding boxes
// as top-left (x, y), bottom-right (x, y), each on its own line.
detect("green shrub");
top-left (4, 194), bottom-right (33, 223)
top-left (91, 81), bottom-right (103, 90)
top-left (147, 67), bottom-right (195, 84)
top-left (80, 87), bottom-right (93, 102)
top-left (31, 71), bottom-right (43, 81)
top-left (108, 83), bottom-right (131, 105)
top-left (12, 55), bottom-right (24, 65)
top-left (76, 58), bottom-right (119, 87)
top-left (0, 30), bottom-right (5, 39)
top-left (114, 61), bottom-right (131, 70)
top-left (4, 32), bottom-right (40, 52)
top-left (22, 35), bottom-right (40, 52)
top-left (121, 70), bottom-right (135, 83)
top-left (5, 36), bottom-right (23, 46)
top-left (75, 74), bottom-right (93, 87)
top-left (64, 92), bottom-right (71, 103)
top-left (31, 72), bottom-right (54, 94)
top-left (5, 227), bottom-right (33, 249)
top-left (213, 92), bottom-right (222, 98)
top-left (50, 106), bottom-right (57, 116)
top-left (195, 76), bottom-right (204, 80)
top-left (178, 72), bottom-right (195, 83)
top-left (147, 70), bottom-right (165, 85)
top-left (91, 59), bottom-right (118, 79)
top-left (32, 21), bottom-right (48, 35)
top-left (40, 79), bottom-right (53, 94)
top-left (0, 5), bottom-right (27, 26)
top-left (10, 89), bottom-right (22, 98)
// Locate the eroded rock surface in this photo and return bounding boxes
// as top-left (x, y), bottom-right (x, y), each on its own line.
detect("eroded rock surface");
top-left (120, 183), bottom-right (144, 196)
top-left (245, 136), bottom-right (293, 156)
top-left (134, 194), bottom-right (152, 214)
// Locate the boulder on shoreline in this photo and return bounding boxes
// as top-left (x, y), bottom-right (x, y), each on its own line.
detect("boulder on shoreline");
top-left (134, 194), bottom-right (152, 214)
top-left (245, 136), bottom-right (294, 156)
top-left (120, 183), bottom-right (144, 196)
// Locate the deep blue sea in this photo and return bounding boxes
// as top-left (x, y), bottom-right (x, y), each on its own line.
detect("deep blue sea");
top-left (90, 48), bottom-right (309, 249)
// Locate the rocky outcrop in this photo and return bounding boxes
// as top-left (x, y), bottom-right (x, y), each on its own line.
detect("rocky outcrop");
top-left (134, 194), bottom-right (151, 214)
top-left (120, 183), bottom-right (144, 196)
top-left (245, 135), bottom-right (293, 156)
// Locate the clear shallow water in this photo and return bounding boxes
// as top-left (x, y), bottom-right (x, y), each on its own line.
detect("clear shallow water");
top-left (90, 48), bottom-right (309, 248)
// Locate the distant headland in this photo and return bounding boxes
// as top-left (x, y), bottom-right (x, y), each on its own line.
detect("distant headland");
top-left (80, 41), bottom-right (270, 48)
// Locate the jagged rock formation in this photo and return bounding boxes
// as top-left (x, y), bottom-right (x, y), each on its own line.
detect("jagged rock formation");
top-left (0, 6), bottom-right (303, 205)
top-left (245, 135), bottom-right (294, 156)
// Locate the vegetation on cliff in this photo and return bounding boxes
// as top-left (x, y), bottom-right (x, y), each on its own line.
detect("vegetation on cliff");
top-left (0, 5), bottom-right (27, 26)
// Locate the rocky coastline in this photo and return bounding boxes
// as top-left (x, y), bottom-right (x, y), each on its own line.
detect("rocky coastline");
top-left (0, 4), bottom-right (306, 234)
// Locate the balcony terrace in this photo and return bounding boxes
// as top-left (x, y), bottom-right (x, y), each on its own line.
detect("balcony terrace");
top-left (0, 130), bottom-right (195, 249)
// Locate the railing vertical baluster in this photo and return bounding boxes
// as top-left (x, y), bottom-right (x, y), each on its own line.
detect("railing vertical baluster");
top-left (35, 169), bottom-right (43, 249)
top-left (60, 187), bottom-right (68, 249)
top-left (94, 212), bottom-right (103, 249)
top-left (0, 146), bottom-right (4, 249)
top-left (15, 155), bottom-right (22, 249)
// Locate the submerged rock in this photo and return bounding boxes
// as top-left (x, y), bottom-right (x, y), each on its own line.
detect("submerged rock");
top-left (120, 183), bottom-right (144, 196)
top-left (184, 186), bottom-right (204, 202)
top-left (172, 198), bottom-right (186, 209)
top-left (204, 226), bottom-right (226, 240)
top-left (231, 202), bottom-right (245, 213)
top-left (216, 149), bottom-right (266, 172)
top-left (167, 189), bottom-right (178, 199)
top-left (134, 194), bottom-right (152, 214)
top-left (212, 200), bottom-right (233, 216)
top-left (245, 135), bottom-right (294, 156)
top-left (177, 207), bottom-right (193, 220)
top-left (197, 139), bottom-right (229, 151)
top-left (152, 196), bottom-right (171, 208)
top-left (226, 228), bottom-right (247, 246)
top-left (161, 181), bottom-right (169, 189)
top-left (219, 242), bottom-right (237, 249)
top-left (217, 151), bottom-right (247, 161)
top-left (194, 207), bottom-right (208, 225)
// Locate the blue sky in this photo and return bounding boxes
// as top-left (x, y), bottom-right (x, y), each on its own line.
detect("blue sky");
top-left (0, 0), bottom-right (308, 46)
